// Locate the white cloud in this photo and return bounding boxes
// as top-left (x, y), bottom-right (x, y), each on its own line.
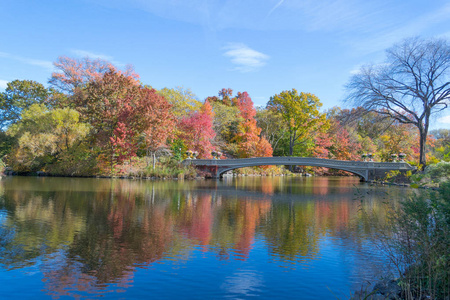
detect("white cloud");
top-left (223, 43), bottom-right (269, 73)
top-left (438, 115), bottom-right (450, 124)
top-left (0, 52), bottom-right (53, 71)
top-left (349, 68), bottom-right (361, 75)
top-left (70, 49), bottom-right (125, 67)
top-left (71, 49), bottom-right (113, 61)
top-left (0, 79), bottom-right (8, 90)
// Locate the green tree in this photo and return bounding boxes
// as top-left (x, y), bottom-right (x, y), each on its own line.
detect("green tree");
top-left (267, 89), bottom-right (327, 156)
top-left (0, 79), bottom-right (50, 128)
top-left (7, 104), bottom-right (90, 172)
top-left (430, 129), bottom-right (450, 161)
top-left (256, 107), bottom-right (288, 155)
top-left (209, 100), bottom-right (243, 155)
top-left (157, 87), bottom-right (202, 119)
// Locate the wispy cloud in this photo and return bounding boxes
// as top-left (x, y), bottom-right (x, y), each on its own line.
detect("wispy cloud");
top-left (267, 0), bottom-right (284, 16)
top-left (223, 43), bottom-right (269, 73)
top-left (350, 2), bottom-right (450, 55)
top-left (438, 115), bottom-right (450, 124)
top-left (70, 49), bottom-right (125, 67)
top-left (0, 52), bottom-right (53, 71)
top-left (0, 79), bottom-right (8, 90)
top-left (71, 49), bottom-right (114, 61)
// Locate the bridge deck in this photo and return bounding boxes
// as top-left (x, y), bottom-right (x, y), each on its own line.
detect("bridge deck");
top-left (183, 157), bottom-right (416, 181)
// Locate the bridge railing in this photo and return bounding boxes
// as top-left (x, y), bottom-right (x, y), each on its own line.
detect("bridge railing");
top-left (184, 157), bottom-right (415, 171)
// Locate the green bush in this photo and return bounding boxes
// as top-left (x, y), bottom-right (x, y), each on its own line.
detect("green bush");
top-left (424, 161), bottom-right (450, 182)
top-left (379, 182), bottom-right (450, 299)
top-left (142, 157), bottom-right (196, 179)
top-left (0, 157), bottom-right (5, 174)
top-left (410, 161), bottom-right (450, 187)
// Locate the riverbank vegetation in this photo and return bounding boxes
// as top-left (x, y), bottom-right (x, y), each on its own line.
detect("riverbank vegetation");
top-left (355, 179), bottom-right (450, 299)
top-left (0, 37), bottom-right (449, 178)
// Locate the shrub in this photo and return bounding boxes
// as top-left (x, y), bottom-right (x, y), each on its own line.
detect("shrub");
top-left (424, 161), bottom-right (450, 182)
top-left (369, 181), bottom-right (450, 299)
top-left (0, 157), bottom-right (5, 174)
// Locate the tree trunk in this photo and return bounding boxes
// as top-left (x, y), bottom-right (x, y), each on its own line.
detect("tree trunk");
top-left (418, 117), bottom-right (429, 169)
top-left (110, 145), bottom-right (114, 173)
top-left (289, 135), bottom-right (294, 171)
top-left (152, 152), bottom-right (156, 170)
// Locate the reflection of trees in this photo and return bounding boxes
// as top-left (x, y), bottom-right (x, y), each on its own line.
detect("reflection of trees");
top-left (0, 180), bottom-right (86, 268)
top-left (208, 197), bottom-right (271, 260)
top-left (177, 193), bottom-right (213, 247)
top-left (264, 202), bottom-right (320, 261)
top-left (0, 176), bottom-right (404, 297)
top-left (49, 181), bottom-right (178, 291)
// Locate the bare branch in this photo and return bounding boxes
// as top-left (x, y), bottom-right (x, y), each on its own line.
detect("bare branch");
top-left (345, 37), bottom-right (450, 166)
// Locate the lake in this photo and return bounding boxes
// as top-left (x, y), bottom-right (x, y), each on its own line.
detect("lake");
top-left (0, 176), bottom-right (407, 299)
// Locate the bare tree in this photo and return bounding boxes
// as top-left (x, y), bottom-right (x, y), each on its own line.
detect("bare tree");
top-left (346, 37), bottom-right (450, 167)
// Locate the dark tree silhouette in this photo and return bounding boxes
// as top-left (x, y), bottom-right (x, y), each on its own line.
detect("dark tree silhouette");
top-left (346, 37), bottom-right (450, 167)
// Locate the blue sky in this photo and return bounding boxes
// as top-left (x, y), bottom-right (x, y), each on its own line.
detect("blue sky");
top-left (1, 0), bottom-right (450, 129)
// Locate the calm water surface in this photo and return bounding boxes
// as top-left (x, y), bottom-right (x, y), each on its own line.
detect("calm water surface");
top-left (0, 176), bottom-right (408, 299)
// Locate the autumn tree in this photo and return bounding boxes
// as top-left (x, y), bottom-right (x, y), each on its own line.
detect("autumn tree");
top-left (267, 89), bottom-right (327, 156)
top-left (49, 56), bottom-right (138, 94)
top-left (73, 70), bottom-right (173, 170)
top-left (6, 104), bottom-right (90, 172)
top-left (256, 107), bottom-right (288, 155)
top-left (376, 121), bottom-right (419, 162)
top-left (233, 92), bottom-right (272, 158)
top-left (139, 88), bottom-right (175, 169)
top-left (346, 37), bottom-right (450, 167)
top-left (178, 102), bottom-right (215, 158)
top-left (207, 89), bottom-right (272, 158)
top-left (209, 100), bottom-right (243, 154)
top-left (157, 87), bottom-right (202, 119)
top-left (430, 129), bottom-right (450, 161)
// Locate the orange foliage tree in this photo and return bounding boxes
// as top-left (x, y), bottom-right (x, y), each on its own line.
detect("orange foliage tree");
top-left (233, 92), bottom-right (273, 158)
top-left (208, 89), bottom-right (272, 158)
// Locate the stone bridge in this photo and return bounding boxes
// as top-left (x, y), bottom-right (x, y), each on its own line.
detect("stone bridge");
top-left (183, 157), bottom-right (416, 181)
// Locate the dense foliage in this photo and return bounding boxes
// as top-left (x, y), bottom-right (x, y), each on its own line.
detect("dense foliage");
top-left (0, 36), bottom-right (448, 177)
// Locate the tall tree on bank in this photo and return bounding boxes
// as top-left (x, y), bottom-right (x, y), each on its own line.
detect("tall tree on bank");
top-left (256, 107), bottom-right (288, 155)
top-left (0, 80), bottom-right (50, 128)
top-left (233, 92), bottom-right (273, 158)
top-left (346, 37), bottom-right (450, 167)
top-left (73, 70), bottom-right (173, 170)
top-left (49, 56), bottom-right (138, 94)
top-left (267, 89), bottom-right (327, 156)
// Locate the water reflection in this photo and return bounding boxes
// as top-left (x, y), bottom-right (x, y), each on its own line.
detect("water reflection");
top-left (0, 176), bottom-right (403, 298)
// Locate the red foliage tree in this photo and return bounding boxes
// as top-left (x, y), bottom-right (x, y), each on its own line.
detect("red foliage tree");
top-left (233, 92), bottom-right (256, 120)
top-left (314, 120), bottom-right (361, 161)
top-left (178, 103), bottom-right (216, 158)
top-left (138, 88), bottom-right (175, 168)
top-left (73, 70), bottom-right (173, 171)
top-left (110, 122), bottom-right (138, 165)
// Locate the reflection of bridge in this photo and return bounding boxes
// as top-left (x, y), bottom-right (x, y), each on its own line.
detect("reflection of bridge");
top-left (183, 157), bottom-right (416, 181)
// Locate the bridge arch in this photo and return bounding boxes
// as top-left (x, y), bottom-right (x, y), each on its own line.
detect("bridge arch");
top-left (184, 157), bottom-right (415, 181)
top-left (215, 163), bottom-right (367, 180)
